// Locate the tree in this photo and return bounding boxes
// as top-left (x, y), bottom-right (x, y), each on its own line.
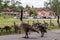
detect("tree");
top-left (44, 0), bottom-right (60, 16)
top-left (0, 0), bottom-right (24, 12)
top-left (0, 0), bottom-right (3, 12)
top-left (15, 1), bottom-right (21, 6)
top-left (44, 0), bottom-right (60, 25)
top-left (15, 1), bottom-right (24, 11)
top-left (0, 0), bottom-right (3, 6)
top-left (15, 6), bottom-right (24, 12)
top-left (32, 9), bottom-right (38, 16)
top-left (10, 0), bottom-right (23, 12)
top-left (29, 10), bottom-right (33, 16)
top-left (29, 9), bottom-right (38, 16)
top-left (25, 5), bottom-right (31, 8)
top-left (44, 2), bottom-right (49, 8)
top-left (3, 1), bottom-right (10, 8)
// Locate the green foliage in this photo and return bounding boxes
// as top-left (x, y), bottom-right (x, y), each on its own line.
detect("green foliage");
top-left (0, 0), bottom-right (23, 12)
top-left (0, 17), bottom-right (59, 35)
top-left (32, 9), bottom-right (38, 16)
top-left (29, 10), bottom-right (33, 16)
top-left (25, 5), bottom-right (31, 8)
top-left (0, 14), bottom-right (4, 16)
top-left (0, 0), bottom-right (3, 12)
top-left (15, 1), bottom-right (21, 6)
top-left (29, 9), bottom-right (38, 16)
top-left (0, 17), bottom-right (59, 30)
top-left (1, 0), bottom-right (10, 8)
top-left (44, 0), bottom-right (60, 16)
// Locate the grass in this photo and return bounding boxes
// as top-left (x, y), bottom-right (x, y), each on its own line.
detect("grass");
top-left (0, 17), bottom-right (59, 29)
top-left (0, 15), bottom-right (59, 35)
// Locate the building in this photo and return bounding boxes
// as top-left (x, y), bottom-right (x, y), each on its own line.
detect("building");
top-left (23, 8), bottom-right (55, 18)
top-left (2, 8), bottom-right (20, 16)
top-left (2, 7), bottom-right (55, 19)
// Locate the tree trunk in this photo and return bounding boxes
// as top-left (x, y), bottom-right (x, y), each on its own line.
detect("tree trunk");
top-left (57, 16), bottom-right (59, 24)
top-left (20, 9), bottom-right (23, 21)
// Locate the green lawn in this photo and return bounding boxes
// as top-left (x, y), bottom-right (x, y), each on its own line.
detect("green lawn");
top-left (0, 17), bottom-right (59, 35)
top-left (0, 17), bottom-right (59, 30)
top-left (0, 14), bottom-right (59, 35)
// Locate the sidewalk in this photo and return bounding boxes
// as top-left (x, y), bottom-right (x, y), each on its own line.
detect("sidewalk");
top-left (0, 30), bottom-right (60, 40)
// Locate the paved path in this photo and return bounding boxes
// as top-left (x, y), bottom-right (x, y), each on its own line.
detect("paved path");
top-left (0, 30), bottom-right (60, 40)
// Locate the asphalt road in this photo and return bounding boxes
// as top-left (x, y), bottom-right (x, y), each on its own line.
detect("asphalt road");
top-left (0, 30), bottom-right (60, 40)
